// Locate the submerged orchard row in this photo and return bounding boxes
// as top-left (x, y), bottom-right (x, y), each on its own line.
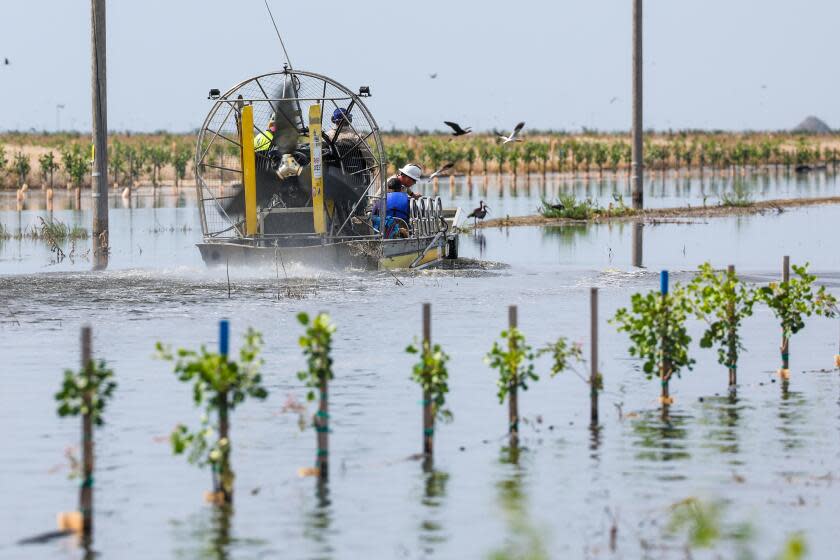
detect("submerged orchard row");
top-left (47, 259), bottom-right (835, 543)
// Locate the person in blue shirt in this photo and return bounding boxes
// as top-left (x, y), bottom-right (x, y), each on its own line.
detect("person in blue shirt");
top-left (372, 173), bottom-right (416, 238)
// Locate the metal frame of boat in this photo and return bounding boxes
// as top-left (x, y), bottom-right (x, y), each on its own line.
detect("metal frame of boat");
top-left (193, 68), bottom-right (460, 270)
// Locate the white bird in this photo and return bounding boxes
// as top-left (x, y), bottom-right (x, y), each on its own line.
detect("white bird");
top-left (426, 162), bottom-right (455, 180)
top-left (499, 122), bottom-right (525, 145)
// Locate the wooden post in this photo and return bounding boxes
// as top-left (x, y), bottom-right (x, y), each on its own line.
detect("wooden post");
top-left (630, 0), bottom-right (644, 210)
top-left (780, 256), bottom-right (790, 378)
top-left (80, 326), bottom-right (94, 539)
top-left (217, 320), bottom-right (232, 503)
top-left (91, 0), bottom-right (109, 270)
top-left (508, 305), bottom-right (519, 442)
top-left (631, 222), bottom-right (643, 268)
top-left (316, 378), bottom-right (329, 481)
top-left (727, 265), bottom-right (737, 389)
top-left (422, 303), bottom-right (433, 457)
top-left (659, 271), bottom-right (671, 407)
top-left (314, 314), bottom-right (329, 480)
top-left (590, 288), bottom-right (599, 425)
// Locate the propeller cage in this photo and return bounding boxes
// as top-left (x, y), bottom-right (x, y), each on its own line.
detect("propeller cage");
top-left (194, 69), bottom-right (386, 241)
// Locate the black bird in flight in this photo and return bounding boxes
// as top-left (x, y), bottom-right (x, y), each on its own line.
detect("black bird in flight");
top-left (467, 200), bottom-right (490, 226)
top-left (429, 73), bottom-right (438, 79)
top-left (444, 121), bottom-right (472, 136)
top-left (3, 58), bottom-right (9, 66)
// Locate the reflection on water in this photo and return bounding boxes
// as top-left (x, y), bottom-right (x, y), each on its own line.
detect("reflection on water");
top-left (777, 390), bottom-right (808, 452)
top-left (303, 482), bottom-right (334, 560)
top-left (470, 231), bottom-right (487, 259)
top-left (170, 506), bottom-right (238, 560)
top-left (414, 170), bottom-right (840, 217)
top-left (631, 410), bottom-right (692, 469)
top-left (490, 445), bottom-right (549, 560)
top-left (698, 395), bottom-right (747, 462)
top-left (417, 461), bottom-right (449, 557)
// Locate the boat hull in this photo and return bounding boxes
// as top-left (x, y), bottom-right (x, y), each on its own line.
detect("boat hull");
top-left (197, 234), bottom-right (455, 271)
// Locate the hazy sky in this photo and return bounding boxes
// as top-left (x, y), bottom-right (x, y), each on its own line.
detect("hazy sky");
top-left (0, 0), bottom-right (837, 133)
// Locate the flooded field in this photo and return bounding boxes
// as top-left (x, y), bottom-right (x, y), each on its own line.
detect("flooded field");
top-left (3, 173), bottom-right (840, 559)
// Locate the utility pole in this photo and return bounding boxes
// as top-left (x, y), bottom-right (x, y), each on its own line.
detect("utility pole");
top-left (91, 0), bottom-right (109, 270)
top-left (631, 0), bottom-right (643, 210)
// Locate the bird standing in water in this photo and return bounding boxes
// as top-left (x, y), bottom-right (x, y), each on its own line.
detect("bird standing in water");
top-left (468, 200), bottom-right (490, 226)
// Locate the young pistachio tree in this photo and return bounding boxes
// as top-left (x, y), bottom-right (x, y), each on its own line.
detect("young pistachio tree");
top-left (296, 312), bottom-right (336, 479)
top-left (55, 341), bottom-right (117, 536)
top-left (156, 327), bottom-right (268, 504)
top-left (13, 152), bottom-right (31, 187)
top-left (38, 151), bottom-right (59, 189)
top-left (486, 324), bottom-right (583, 438)
top-left (486, 325), bottom-right (536, 439)
top-left (757, 262), bottom-right (837, 378)
top-left (407, 334), bottom-right (452, 457)
top-left (687, 263), bottom-right (757, 388)
top-left (613, 279), bottom-right (695, 406)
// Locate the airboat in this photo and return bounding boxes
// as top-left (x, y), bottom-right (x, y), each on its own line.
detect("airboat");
top-left (193, 68), bottom-right (462, 270)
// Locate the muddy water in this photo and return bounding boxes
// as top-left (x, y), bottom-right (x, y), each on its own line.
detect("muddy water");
top-left (2, 177), bottom-right (840, 559)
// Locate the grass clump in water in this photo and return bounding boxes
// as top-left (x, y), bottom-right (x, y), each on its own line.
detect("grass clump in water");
top-left (539, 192), bottom-right (636, 220)
top-left (539, 194), bottom-right (596, 219)
top-left (38, 217), bottom-right (89, 242)
top-left (720, 181), bottom-right (753, 207)
top-left (0, 218), bottom-right (88, 242)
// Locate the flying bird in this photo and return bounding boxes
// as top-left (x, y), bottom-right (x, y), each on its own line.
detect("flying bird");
top-left (609, 96), bottom-right (618, 104)
top-left (429, 73), bottom-right (438, 79)
top-left (426, 162), bottom-right (455, 180)
top-left (499, 122), bottom-right (525, 144)
top-left (443, 121), bottom-right (471, 136)
top-left (3, 58), bottom-right (9, 66)
top-left (467, 200), bottom-right (490, 226)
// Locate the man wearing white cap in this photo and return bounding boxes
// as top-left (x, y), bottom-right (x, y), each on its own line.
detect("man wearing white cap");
top-left (388, 163), bottom-right (423, 200)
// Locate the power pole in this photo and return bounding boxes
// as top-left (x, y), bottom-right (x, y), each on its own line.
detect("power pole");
top-left (91, 0), bottom-right (109, 270)
top-left (631, 0), bottom-right (644, 210)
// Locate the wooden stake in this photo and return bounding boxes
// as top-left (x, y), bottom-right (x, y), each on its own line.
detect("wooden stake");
top-left (590, 288), bottom-right (599, 425)
top-left (80, 326), bottom-right (93, 539)
top-left (422, 303), bottom-right (433, 457)
top-left (727, 265), bottom-right (737, 389)
top-left (316, 377), bottom-right (329, 481)
top-left (508, 305), bottom-right (519, 442)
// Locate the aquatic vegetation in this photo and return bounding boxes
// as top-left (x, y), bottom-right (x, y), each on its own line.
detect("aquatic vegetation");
top-left (720, 179), bottom-right (753, 207)
top-left (688, 263), bottom-right (757, 381)
top-left (0, 217), bottom-right (88, 242)
top-left (539, 193), bottom-right (635, 220)
top-left (156, 326), bottom-right (268, 503)
top-left (539, 194), bottom-right (596, 220)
